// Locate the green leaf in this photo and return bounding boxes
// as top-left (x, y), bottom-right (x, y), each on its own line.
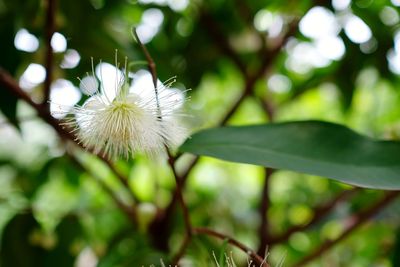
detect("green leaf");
top-left (180, 121), bottom-right (400, 190)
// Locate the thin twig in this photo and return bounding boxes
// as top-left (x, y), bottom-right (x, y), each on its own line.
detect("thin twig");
top-left (163, 156), bottom-right (199, 218)
top-left (257, 168), bottom-right (274, 256)
top-left (0, 68), bottom-right (67, 135)
top-left (256, 93), bottom-right (275, 122)
top-left (219, 20), bottom-right (298, 126)
top-left (43, 0), bottom-right (56, 111)
top-left (193, 227), bottom-right (270, 267)
top-left (149, 156), bottom-right (199, 251)
top-left (132, 27), bottom-right (158, 90)
top-left (167, 151), bottom-right (192, 235)
top-left (269, 188), bottom-right (361, 245)
top-left (255, 64), bottom-right (277, 256)
top-left (293, 191), bottom-right (400, 267)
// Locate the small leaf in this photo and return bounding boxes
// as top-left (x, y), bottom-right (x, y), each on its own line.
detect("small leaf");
top-left (180, 121), bottom-right (400, 190)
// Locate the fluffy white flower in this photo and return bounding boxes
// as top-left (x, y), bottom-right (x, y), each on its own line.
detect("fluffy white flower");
top-left (55, 59), bottom-right (187, 159)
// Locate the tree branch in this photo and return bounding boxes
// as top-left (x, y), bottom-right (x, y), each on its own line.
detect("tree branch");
top-left (43, 0), bottom-right (56, 111)
top-left (163, 156), bottom-right (199, 217)
top-left (293, 191), bottom-right (400, 267)
top-left (219, 20), bottom-right (298, 125)
top-left (165, 124), bottom-right (193, 259)
top-left (193, 227), bottom-right (270, 267)
top-left (257, 168), bottom-right (274, 256)
top-left (132, 27), bottom-right (157, 90)
top-left (149, 156), bottom-right (199, 251)
top-left (167, 152), bottom-right (192, 236)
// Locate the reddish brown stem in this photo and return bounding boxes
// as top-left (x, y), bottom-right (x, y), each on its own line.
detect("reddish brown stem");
top-left (293, 191), bottom-right (400, 267)
top-left (132, 28), bottom-right (158, 90)
top-left (219, 21), bottom-right (298, 125)
top-left (166, 152), bottom-right (193, 264)
top-left (149, 156), bottom-right (199, 251)
top-left (43, 0), bottom-right (56, 111)
top-left (257, 168), bottom-right (274, 256)
top-left (193, 227), bottom-right (270, 267)
top-left (164, 157), bottom-right (199, 215)
top-left (167, 153), bottom-right (192, 236)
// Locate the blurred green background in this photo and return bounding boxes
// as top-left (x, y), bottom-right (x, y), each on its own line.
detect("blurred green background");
top-left (1, 0), bottom-right (400, 266)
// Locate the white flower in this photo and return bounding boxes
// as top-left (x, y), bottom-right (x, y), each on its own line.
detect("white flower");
top-left (56, 58), bottom-right (187, 159)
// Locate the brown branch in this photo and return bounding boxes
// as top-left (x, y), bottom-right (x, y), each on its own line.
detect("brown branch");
top-left (167, 152), bottom-right (192, 236)
top-left (149, 156), bottom-right (199, 251)
top-left (293, 191), bottom-right (400, 267)
top-left (219, 20), bottom-right (298, 126)
top-left (132, 28), bottom-right (158, 90)
top-left (269, 188), bottom-right (360, 245)
top-left (43, 0), bottom-right (56, 111)
top-left (256, 93), bottom-right (275, 122)
top-left (166, 152), bottom-right (193, 264)
top-left (68, 153), bottom-right (137, 224)
top-left (164, 157), bottom-right (200, 216)
top-left (255, 62), bottom-right (277, 256)
top-left (0, 68), bottom-right (64, 134)
top-left (193, 227), bottom-right (270, 267)
top-left (257, 168), bottom-right (274, 256)
top-left (0, 68), bottom-right (139, 212)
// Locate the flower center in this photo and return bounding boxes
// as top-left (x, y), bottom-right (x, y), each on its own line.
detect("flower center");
top-left (110, 100), bottom-right (139, 113)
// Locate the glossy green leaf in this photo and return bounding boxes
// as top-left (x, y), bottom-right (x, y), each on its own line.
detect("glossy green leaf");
top-left (180, 121), bottom-right (400, 190)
